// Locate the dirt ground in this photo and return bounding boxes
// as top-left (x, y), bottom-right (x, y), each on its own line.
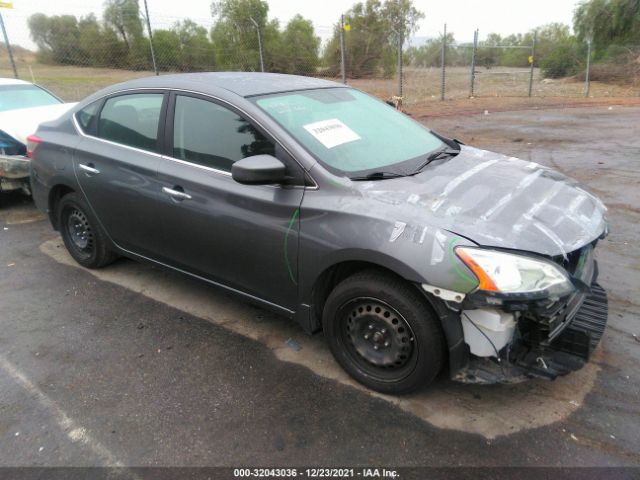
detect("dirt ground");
top-left (0, 102), bottom-right (638, 474)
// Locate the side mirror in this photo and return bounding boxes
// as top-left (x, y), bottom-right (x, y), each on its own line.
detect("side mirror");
top-left (231, 155), bottom-right (286, 185)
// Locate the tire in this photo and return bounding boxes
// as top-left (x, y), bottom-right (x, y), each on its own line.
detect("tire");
top-left (322, 269), bottom-right (444, 394)
top-left (58, 192), bottom-right (116, 269)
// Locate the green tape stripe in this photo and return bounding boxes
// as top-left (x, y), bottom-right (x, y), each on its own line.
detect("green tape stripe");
top-left (284, 208), bottom-right (300, 285)
top-left (447, 236), bottom-right (478, 286)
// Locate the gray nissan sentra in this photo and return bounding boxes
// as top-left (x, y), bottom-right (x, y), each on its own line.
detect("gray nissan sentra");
top-left (29, 73), bottom-right (609, 394)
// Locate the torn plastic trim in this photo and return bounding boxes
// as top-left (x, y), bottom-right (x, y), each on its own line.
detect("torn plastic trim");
top-left (421, 283), bottom-right (465, 303)
top-left (453, 281), bottom-right (608, 384)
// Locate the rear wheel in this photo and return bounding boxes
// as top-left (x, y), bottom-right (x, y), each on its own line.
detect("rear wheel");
top-left (323, 270), bottom-right (444, 394)
top-left (58, 192), bottom-right (116, 269)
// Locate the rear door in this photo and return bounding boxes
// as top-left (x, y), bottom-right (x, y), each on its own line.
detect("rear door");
top-left (73, 91), bottom-right (167, 257)
top-left (155, 92), bottom-right (305, 310)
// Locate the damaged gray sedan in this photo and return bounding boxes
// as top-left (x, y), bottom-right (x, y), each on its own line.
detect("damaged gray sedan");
top-left (29, 73), bottom-right (608, 393)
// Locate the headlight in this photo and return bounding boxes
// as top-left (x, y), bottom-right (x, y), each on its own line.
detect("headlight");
top-left (455, 247), bottom-right (574, 296)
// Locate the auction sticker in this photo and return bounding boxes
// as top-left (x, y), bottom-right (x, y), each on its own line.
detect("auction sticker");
top-left (303, 118), bottom-right (360, 149)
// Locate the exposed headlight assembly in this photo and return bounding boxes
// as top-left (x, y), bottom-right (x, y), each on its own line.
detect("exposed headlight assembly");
top-left (455, 247), bottom-right (574, 297)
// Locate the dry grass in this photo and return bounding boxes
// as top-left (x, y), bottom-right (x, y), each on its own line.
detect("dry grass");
top-left (0, 61), bottom-right (638, 105)
top-left (350, 66), bottom-right (640, 104)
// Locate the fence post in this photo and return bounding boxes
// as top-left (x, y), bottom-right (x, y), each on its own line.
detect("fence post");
top-left (397, 26), bottom-right (403, 98)
top-left (528, 30), bottom-right (537, 97)
top-left (250, 17), bottom-right (264, 72)
top-left (584, 39), bottom-right (592, 98)
top-left (340, 14), bottom-right (346, 84)
top-left (469, 28), bottom-right (478, 97)
top-left (142, 0), bottom-right (158, 75)
top-left (440, 23), bottom-right (446, 101)
top-left (0, 11), bottom-right (17, 79)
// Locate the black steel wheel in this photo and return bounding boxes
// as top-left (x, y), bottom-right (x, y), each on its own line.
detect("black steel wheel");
top-left (323, 270), bottom-right (444, 394)
top-left (64, 207), bottom-right (95, 261)
top-left (340, 298), bottom-right (418, 379)
top-left (58, 192), bottom-right (116, 269)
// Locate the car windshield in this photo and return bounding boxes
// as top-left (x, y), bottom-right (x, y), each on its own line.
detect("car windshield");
top-left (253, 88), bottom-right (443, 175)
top-left (0, 84), bottom-right (61, 112)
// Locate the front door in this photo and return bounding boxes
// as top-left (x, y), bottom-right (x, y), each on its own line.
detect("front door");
top-left (156, 93), bottom-right (305, 310)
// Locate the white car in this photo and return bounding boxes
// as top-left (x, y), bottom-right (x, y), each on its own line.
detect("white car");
top-left (0, 78), bottom-right (75, 196)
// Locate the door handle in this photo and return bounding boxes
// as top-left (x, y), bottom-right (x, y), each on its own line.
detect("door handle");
top-left (162, 186), bottom-right (192, 201)
top-left (79, 163), bottom-right (100, 175)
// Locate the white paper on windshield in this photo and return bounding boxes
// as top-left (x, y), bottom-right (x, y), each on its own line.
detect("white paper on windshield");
top-left (303, 118), bottom-right (361, 149)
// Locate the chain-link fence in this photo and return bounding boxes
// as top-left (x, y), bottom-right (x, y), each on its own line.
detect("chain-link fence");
top-left (0, 5), bottom-right (638, 106)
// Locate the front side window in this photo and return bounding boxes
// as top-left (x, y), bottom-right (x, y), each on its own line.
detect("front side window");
top-left (98, 93), bottom-right (164, 152)
top-left (253, 88), bottom-right (444, 175)
top-left (172, 95), bottom-right (274, 172)
top-left (0, 84), bottom-right (61, 112)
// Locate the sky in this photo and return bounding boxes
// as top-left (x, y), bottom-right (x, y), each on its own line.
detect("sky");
top-left (1, 0), bottom-right (580, 50)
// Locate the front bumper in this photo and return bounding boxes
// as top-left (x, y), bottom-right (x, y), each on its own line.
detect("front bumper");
top-left (449, 239), bottom-right (608, 384)
top-left (453, 282), bottom-right (608, 384)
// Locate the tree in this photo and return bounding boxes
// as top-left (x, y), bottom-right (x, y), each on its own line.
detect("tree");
top-left (324, 0), bottom-right (424, 78)
top-left (383, 0), bottom-right (424, 40)
top-left (476, 32), bottom-right (503, 68)
top-left (103, 0), bottom-right (144, 51)
top-left (574, 0), bottom-right (640, 57)
top-left (405, 33), bottom-right (456, 68)
top-left (77, 14), bottom-right (128, 67)
top-left (174, 20), bottom-right (216, 71)
top-left (153, 29), bottom-right (181, 70)
top-left (27, 14), bottom-right (81, 64)
top-left (278, 15), bottom-right (320, 75)
top-left (323, 0), bottom-right (423, 78)
top-left (210, 0), bottom-right (269, 70)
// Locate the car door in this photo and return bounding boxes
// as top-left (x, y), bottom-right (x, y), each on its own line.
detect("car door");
top-left (155, 92), bottom-right (305, 310)
top-left (73, 91), bottom-right (167, 258)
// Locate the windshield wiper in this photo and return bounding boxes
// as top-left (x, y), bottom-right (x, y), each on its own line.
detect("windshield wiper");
top-left (350, 171), bottom-right (406, 181)
top-left (410, 148), bottom-right (460, 175)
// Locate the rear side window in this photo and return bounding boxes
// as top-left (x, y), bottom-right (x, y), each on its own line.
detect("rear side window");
top-left (172, 95), bottom-right (274, 172)
top-left (98, 93), bottom-right (164, 152)
top-left (75, 101), bottom-right (100, 135)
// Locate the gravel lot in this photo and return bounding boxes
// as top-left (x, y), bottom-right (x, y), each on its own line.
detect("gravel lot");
top-left (0, 104), bottom-right (638, 472)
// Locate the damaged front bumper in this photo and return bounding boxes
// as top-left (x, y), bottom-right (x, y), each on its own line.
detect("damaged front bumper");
top-left (0, 154), bottom-right (31, 193)
top-left (448, 242), bottom-right (608, 384)
top-left (453, 282), bottom-right (608, 383)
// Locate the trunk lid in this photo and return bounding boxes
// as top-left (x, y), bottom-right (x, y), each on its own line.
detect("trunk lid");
top-left (0, 103), bottom-right (76, 145)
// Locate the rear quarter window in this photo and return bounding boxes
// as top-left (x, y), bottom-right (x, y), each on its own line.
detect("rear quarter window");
top-left (75, 101), bottom-right (101, 136)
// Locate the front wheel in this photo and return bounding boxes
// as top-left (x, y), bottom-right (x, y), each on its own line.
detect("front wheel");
top-left (322, 270), bottom-right (444, 394)
top-left (58, 192), bottom-right (116, 269)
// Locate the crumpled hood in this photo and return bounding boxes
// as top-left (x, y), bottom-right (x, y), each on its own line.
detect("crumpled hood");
top-left (352, 145), bottom-right (607, 257)
top-left (0, 103), bottom-right (76, 145)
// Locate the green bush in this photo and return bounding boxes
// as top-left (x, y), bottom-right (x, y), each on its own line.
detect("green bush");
top-left (540, 40), bottom-right (581, 78)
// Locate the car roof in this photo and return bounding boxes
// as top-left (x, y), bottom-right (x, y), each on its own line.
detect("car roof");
top-left (0, 77), bottom-right (33, 86)
top-left (100, 72), bottom-right (344, 98)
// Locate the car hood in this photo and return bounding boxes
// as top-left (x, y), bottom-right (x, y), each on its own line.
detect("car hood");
top-left (350, 145), bottom-right (607, 257)
top-left (0, 103), bottom-right (76, 145)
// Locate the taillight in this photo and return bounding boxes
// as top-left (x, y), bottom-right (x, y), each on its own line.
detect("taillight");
top-left (26, 134), bottom-right (41, 158)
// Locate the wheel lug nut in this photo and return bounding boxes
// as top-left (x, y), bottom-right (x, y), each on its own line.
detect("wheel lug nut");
top-left (364, 333), bottom-right (370, 340)
top-left (368, 324), bottom-right (374, 330)
top-left (384, 341), bottom-right (390, 347)
top-left (373, 345), bottom-right (379, 350)
top-left (381, 328), bottom-right (387, 334)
